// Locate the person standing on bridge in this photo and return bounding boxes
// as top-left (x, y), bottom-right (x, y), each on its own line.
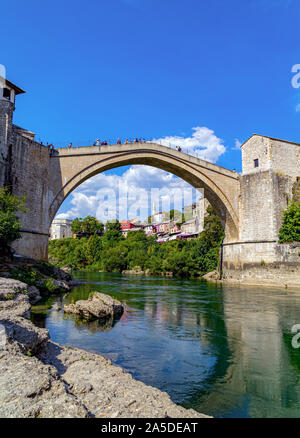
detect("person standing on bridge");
top-left (95, 139), bottom-right (100, 146)
top-left (49, 144), bottom-right (54, 155)
top-left (134, 138), bottom-right (139, 143)
top-left (68, 142), bottom-right (72, 148)
top-left (117, 138), bottom-right (121, 145)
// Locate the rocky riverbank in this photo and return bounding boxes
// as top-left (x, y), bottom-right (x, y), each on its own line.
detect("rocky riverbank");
top-left (0, 274), bottom-right (209, 418)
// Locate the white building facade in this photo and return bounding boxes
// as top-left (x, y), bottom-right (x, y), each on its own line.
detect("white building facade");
top-left (50, 218), bottom-right (73, 240)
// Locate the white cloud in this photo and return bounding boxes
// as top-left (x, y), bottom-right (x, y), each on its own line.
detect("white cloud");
top-left (57, 166), bottom-right (201, 223)
top-left (296, 103), bottom-right (300, 112)
top-left (152, 126), bottom-right (226, 163)
top-left (232, 138), bottom-right (242, 150)
top-left (55, 213), bottom-right (71, 219)
top-left (55, 126), bottom-right (225, 222)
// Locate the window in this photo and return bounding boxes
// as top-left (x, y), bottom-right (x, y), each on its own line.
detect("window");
top-left (3, 88), bottom-right (11, 100)
top-left (254, 159), bottom-right (259, 168)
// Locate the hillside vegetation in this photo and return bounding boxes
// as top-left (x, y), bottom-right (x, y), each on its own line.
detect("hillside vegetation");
top-left (49, 207), bottom-right (225, 278)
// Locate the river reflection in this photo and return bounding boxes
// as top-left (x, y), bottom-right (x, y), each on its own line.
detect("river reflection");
top-left (30, 272), bottom-right (300, 418)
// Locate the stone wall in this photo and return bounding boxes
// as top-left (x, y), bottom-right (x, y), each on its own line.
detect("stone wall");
top-left (0, 99), bottom-right (14, 187)
top-left (8, 128), bottom-right (50, 260)
top-left (238, 170), bottom-right (294, 242)
top-left (241, 135), bottom-right (300, 177)
top-left (222, 242), bottom-right (300, 289)
top-left (240, 135), bottom-right (299, 243)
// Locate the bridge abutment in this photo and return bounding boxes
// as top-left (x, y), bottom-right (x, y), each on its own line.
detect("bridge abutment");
top-left (220, 135), bottom-right (300, 287)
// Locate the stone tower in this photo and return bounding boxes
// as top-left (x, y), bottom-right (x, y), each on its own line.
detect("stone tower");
top-left (0, 75), bottom-right (25, 186)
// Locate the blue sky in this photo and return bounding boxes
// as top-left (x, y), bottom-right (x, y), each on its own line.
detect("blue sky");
top-left (1, 0), bottom-right (300, 220)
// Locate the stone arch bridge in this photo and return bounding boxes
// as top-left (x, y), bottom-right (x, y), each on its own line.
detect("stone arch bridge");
top-left (49, 143), bottom-right (240, 243)
top-left (7, 135), bottom-right (300, 286)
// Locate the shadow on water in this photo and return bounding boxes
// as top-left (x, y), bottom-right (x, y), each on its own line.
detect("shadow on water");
top-left (31, 271), bottom-right (300, 418)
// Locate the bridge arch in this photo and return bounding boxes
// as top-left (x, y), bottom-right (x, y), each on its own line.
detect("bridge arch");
top-left (49, 144), bottom-right (240, 242)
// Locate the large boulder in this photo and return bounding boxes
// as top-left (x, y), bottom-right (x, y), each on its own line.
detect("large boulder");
top-left (64, 292), bottom-right (124, 320)
top-left (202, 270), bottom-right (220, 281)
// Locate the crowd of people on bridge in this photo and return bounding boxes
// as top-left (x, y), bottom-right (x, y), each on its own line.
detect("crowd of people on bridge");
top-left (92, 138), bottom-right (148, 146)
top-left (45, 137), bottom-right (184, 155)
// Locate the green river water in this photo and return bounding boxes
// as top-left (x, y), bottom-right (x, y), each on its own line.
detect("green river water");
top-left (31, 271), bottom-right (300, 418)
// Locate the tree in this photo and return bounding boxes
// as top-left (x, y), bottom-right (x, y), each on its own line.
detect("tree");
top-left (101, 246), bottom-right (128, 272)
top-left (279, 201), bottom-right (300, 243)
top-left (86, 234), bottom-right (102, 266)
top-left (106, 219), bottom-right (121, 232)
top-left (0, 187), bottom-right (28, 256)
top-left (199, 206), bottom-right (225, 247)
top-left (71, 216), bottom-right (104, 236)
top-left (48, 208), bottom-right (225, 277)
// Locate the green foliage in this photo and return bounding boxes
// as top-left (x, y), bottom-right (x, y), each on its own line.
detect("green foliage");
top-left (200, 205), bottom-right (225, 247)
top-left (49, 208), bottom-right (224, 278)
top-left (10, 267), bottom-right (40, 286)
top-left (39, 278), bottom-right (57, 295)
top-left (5, 293), bottom-right (15, 300)
top-left (34, 261), bottom-right (57, 278)
top-left (279, 201), bottom-right (300, 243)
top-left (0, 187), bottom-right (28, 254)
top-left (10, 266), bottom-right (62, 296)
top-left (71, 216), bottom-right (104, 235)
top-left (106, 219), bottom-right (121, 232)
top-left (0, 187), bottom-right (27, 214)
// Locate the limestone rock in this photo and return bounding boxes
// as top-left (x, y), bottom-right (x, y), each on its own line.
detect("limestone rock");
top-left (0, 316), bottom-right (49, 354)
top-left (122, 269), bottom-right (144, 275)
top-left (0, 294), bottom-right (31, 319)
top-left (202, 270), bottom-right (219, 281)
top-left (122, 266), bottom-right (144, 275)
top-left (52, 279), bottom-right (70, 291)
top-left (28, 286), bottom-right (42, 304)
top-left (64, 292), bottom-right (123, 320)
top-left (0, 278), bottom-right (31, 318)
top-left (38, 341), bottom-right (210, 418)
top-left (52, 266), bottom-right (73, 282)
top-left (0, 349), bottom-right (89, 418)
top-left (0, 278), bottom-right (28, 300)
top-left (67, 280), bottom-right (84, 287)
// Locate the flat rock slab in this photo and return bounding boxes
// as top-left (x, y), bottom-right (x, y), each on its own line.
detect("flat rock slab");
top-left (64, 292), bottom-right (124, 320)
top-left (38, 341), bottom-right (210, 418)
top-left (0, 349), bottom-right (89, 418)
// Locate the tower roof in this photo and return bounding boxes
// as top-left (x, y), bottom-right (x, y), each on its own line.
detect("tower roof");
top-left (0, 76), bottom-right (25, 95)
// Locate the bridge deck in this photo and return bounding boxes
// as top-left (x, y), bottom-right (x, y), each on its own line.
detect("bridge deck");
top-left (51, 143), bottom-right (238, 180)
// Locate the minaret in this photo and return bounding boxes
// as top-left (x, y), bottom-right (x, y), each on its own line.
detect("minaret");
top-left (0, 75), bottom-right (25, 186)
